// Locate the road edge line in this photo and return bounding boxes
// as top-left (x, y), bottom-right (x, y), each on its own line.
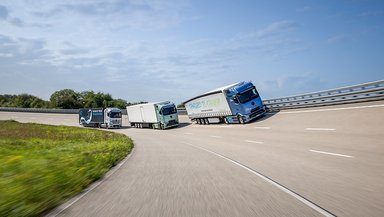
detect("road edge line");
top-left (182, 142), bottom-right (336, 217)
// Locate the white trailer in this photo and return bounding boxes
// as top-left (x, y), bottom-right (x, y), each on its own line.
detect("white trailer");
top-left (185, 90), bottom-right (232, 124)
top-left (126, 101), bottom-right (179, 129)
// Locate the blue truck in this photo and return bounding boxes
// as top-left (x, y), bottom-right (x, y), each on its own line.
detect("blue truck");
top-left (184, 81), bottom-right (266, 124)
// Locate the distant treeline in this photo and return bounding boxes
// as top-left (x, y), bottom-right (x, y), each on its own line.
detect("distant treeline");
top-left (0, 89), bottom-right (147, 109)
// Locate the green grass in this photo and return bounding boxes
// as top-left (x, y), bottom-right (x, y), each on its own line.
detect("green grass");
top-left (0, 120), bottom-right (133, 217)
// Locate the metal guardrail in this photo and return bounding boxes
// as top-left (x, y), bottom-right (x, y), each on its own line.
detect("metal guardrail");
top-left (1, 80), bottom-right (383, 114)
top-left (0, 107), bottom-right (189, 116)
top-left (0, 107), bottom-right (79, 114)
top-left (263, 80), bottom-right (384, 110)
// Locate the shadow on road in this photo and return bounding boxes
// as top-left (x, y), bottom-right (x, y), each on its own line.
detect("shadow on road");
top-left (248, 111), bottom-right (280, 124)
top-left (177, 122), bottom-right (192, 129)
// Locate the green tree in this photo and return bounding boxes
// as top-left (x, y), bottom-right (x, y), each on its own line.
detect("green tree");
top-left (79, 91), bottom-right (118, 108)
top-left (0, 95), bottom-right (15, 107)
top-left (13, 94), bottom-right (33, 108)
top-left (80, 91), bottom-right (97, 108)
top-left (0, 94), bottom-right (48, 108)
top-left (50, 89), bottom-right (82, 109)
top-left (95, 92), bottom-right (113, 107)
top-left (126, 101), bottom-right (148, 106)
top-left (30, 97), bottom-right (49, 108)
top-left (177, 103), bottom-right (185, 108)
top-left (112, 99), bottom-right (128, 109)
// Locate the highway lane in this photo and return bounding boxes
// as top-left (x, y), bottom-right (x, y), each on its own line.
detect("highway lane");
top-left (1, 101), bottom-right (383, 216)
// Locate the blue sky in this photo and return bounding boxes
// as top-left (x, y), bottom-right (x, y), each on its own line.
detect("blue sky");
top-left (0, 0), bottom-right (383, 104)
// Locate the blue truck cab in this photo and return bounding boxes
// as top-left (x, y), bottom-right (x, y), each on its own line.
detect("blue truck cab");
top-left (224, 81), bottom-right (266, 124)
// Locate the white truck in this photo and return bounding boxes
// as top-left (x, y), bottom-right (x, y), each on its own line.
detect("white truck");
top-left (79, 107), bottom-right (122, 128)
top-left (184, 81), bottom-right (266, 124)
top-left (126, 101), bottom-right (179, 129)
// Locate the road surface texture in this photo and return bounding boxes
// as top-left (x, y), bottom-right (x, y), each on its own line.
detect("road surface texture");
top-left (1, 102), bottom-right (383, 217)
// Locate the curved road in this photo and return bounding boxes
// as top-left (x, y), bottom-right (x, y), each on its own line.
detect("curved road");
top-left (1, 102), bottom-right (383, 216)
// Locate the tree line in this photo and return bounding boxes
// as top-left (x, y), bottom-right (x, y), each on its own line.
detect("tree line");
top-left (0, 89), bottom-right (146, 109)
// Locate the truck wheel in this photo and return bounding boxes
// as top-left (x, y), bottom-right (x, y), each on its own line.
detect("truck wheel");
top-left (160, 123), bottom-right (165, 130)
top-left (224, 117), bottom-right (229, 124)
top-left (238, 115), bottom-right (245, 124)
top-left (205, 118), bottom-right (209, 125)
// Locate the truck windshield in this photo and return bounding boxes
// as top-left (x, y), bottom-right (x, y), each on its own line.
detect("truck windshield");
top-left (237, 88), bottom-right (259, 104)
top-left (161, 106), bottom-right (177, 115)
top-left (109, 112), bottom-right (122, 118)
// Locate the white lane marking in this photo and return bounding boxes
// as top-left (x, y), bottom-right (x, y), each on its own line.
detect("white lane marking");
top-left (305, 128), bottom-right (336, 131)
top-left (182, 142), bottom-right (335, 217)
top-left (184, 132), bottom-right (194, 135)
top-left (254, 126), bottom-right (271, 129)
top-left (310, 150), bottom-right (353, 158)
top-left (47, 147), bottom-right (135, 217)
top-left (280, 104), bottom-right (384, 114)
top-left (244, 140), bottom-right (264, 144)
top-left (210, 135), bottom-right (222, 138)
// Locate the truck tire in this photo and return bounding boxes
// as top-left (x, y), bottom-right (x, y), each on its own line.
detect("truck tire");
top-left (205, 118), bottom-right (209, 125)
top-left (238, 115), bottom-right (245, 124)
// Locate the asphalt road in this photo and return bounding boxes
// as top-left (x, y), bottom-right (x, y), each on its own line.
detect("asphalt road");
top-left (1, 102), bottom-right (383, 217)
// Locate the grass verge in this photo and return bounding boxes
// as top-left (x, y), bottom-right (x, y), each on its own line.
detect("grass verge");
top-left (0, 120), bottom-right (133, 217)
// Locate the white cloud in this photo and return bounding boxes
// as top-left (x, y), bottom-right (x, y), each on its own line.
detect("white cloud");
top-left (0, 2), bottom-right (334, 103)
top-left (0, 11), bottom-right (307, 102)
top-left (256, 20), bottom-right (298, 39)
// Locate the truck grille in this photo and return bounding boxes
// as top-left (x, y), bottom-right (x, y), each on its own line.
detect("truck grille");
top-left (250, 107), bottom-right (265, 118)
top-left (167, 120), bottom-right (178, 127)
top-left (251, 107), bottom-right (260, 114)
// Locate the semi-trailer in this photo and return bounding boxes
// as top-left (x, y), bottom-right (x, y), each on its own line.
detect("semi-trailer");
top-left (126, 101), bottom-right (179, 129)
top-left (184, 81), bottom-right (266, 124)
top-left (79, 107), bottom-right (122, 128)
